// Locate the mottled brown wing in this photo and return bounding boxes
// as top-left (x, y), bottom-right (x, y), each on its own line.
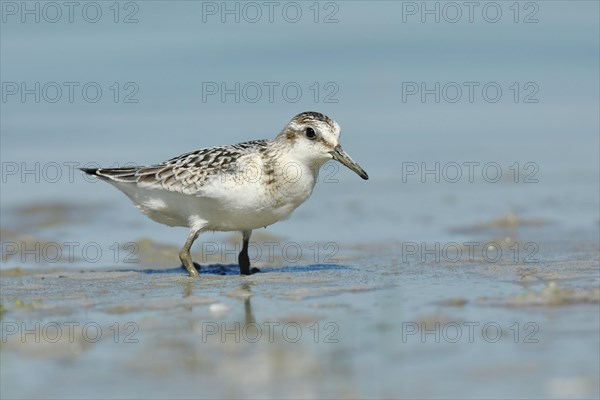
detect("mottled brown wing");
top-left (82, 140), bottom-right (268, 195)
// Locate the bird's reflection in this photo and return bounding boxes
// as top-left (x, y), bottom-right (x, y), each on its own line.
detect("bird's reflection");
top-left (180, 280), bottom-right (256, 325)
top-left (240, 282), bottom-right (256, 324)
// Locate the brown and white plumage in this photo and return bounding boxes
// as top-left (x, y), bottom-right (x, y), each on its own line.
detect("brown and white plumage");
top-left (82, 112), bottom-right (368, 277)
top-left (85, 140), bottom-right (271, 194)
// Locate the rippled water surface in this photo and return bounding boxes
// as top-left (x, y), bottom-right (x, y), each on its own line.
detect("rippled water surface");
top-left (1, 1), bottom-right (599, 399)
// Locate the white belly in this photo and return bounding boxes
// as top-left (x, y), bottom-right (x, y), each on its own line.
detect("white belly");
top-left (111, 160), bottom-right (318, 232)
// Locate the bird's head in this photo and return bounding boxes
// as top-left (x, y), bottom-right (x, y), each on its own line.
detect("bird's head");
top-left (276, 111), bottom-right (368, 180)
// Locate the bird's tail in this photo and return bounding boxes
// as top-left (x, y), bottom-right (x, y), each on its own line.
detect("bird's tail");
top-left (80, 167), bottom-right (141, 183)
top-left (80, 167), bottom-right (100, 176)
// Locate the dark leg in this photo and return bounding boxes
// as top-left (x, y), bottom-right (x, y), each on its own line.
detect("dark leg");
top-left (239, 230), bottom-right (260, 275)
top-left (179, 228), bottom-right (201, 277)
top-left (238, 230), bottom-right (251, 275)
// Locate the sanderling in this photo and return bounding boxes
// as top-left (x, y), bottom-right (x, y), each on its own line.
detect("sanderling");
top-left (81, 112), bottom-right (368, 277)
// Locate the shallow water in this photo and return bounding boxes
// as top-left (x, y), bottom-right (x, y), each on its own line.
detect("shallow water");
top-left (1, 1), bottom-right (599, 399)
top-left (1, 231), bottom-right (599, 399)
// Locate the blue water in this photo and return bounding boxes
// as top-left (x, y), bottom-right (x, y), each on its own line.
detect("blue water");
top-left (0, 1), bottom-right (597, 270)
top-left (1, 3), bottom-right (599, 399)
top-left (2, 1), bottom-right (598, 247)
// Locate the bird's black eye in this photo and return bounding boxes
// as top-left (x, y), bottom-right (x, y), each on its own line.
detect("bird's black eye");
top-left (305, 127), bottom-right (316, 139)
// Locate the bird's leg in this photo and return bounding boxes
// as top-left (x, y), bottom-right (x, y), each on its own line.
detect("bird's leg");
top-left (238, 230), bottom-right (251, 275)
top-left (179, 228), bottom-right (201, 277)
top-left (239, 230), bottom-right (260, 275)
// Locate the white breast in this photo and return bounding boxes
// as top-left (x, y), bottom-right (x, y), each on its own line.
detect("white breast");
top-left (110, 152), bottom-right (319, 232)
top-left (197, 153), bottom-right (318, 231)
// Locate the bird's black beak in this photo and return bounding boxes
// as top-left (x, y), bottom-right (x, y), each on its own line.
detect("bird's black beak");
top-left (330, 145), bottom-right (369, 180)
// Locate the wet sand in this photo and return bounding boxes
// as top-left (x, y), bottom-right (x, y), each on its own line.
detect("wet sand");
top-left (1, 216), bottom-right (598, 399)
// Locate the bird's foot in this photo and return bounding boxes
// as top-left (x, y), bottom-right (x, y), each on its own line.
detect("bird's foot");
top-left (241, 267), bottom-right (260, 275)
top-left (181, 262), bottom-right (201, 277)
top-left (240, 267), bottom-right (260, 275)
